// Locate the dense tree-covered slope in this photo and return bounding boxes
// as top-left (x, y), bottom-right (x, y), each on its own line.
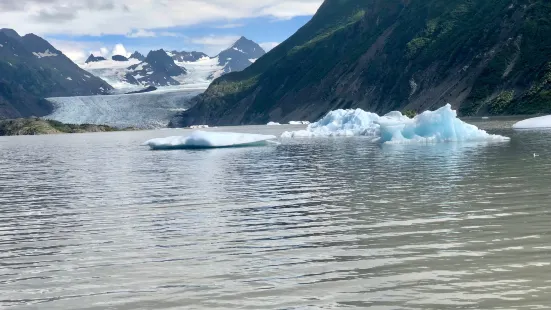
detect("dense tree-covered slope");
top-left (172, 0), bottom-right (551, 126)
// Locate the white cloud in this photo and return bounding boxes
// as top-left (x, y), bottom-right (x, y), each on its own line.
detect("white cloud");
top-left (127, 29), bottom-right (156, 38)
top-left (99, 47), bottom-right (110, 57)
top-left (190, 35), bottom-right (241, 46)
top-left (48, 39), bottom-right (136, 63)
top-left (158, 32), bottom-right (181, 37)
top-left (47, 39), bottom-right (104, 63)
top-left (0, 0), bottom-right (323, 36)
top-left (188, 35), bottom-right (241, 56)
top-left (260, 2), bottom-right (322, 19)
top-left (112, 44), bottom-right (131, 57)
top-left (127, 29), bottom-right (182, 38)
top-left (214, 23), bottom-right (245, 29)
top-left (260, 42), bottom-right (279, 52)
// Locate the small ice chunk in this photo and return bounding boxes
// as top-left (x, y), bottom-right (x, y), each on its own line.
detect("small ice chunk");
top-left (267, 122), bottom-right (281, 126)
top-left (513, 115), bottom-right (551, 129)
top-left (288, 121), bottom-right (310, 125)
top-left (190, 125), bottom-right (209, 129)
top-left (143, 131), bottom-right (278, 150)
top-left (283, 104), bottom-right (510, 143)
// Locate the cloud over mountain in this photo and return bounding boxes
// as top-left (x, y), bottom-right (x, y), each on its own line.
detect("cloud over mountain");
top-left (0, 0), bottom-right (322, 36)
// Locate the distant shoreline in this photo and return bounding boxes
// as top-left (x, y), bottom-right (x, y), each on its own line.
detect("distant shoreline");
top-left (0, 118), bottom-right (136, 136)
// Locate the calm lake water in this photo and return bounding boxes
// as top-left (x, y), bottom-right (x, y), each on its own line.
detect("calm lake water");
top-left (1, 120), bottom-right (551, 309)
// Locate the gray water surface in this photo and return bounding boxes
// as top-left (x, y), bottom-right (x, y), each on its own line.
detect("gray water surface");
top-left (1, 122), bottom-right (551, 309)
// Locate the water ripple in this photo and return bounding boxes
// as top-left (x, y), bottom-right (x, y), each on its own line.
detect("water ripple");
top-left (1, 126), bottom-right (551, 309)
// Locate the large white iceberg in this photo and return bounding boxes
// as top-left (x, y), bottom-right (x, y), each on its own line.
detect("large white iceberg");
top-left (512, 115), bottom-right (551, 129)
top-left (143, 131), bottom-right (278, 150)
top-left (282, 104), bottom-right (510, 144)
top-left (267, 122), bottom-right (281, 126)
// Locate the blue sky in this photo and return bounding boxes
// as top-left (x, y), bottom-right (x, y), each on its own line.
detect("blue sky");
top-left (46, 16), bottom-right (314, 60)
top-left (0, 0), bottom-right (323, 63)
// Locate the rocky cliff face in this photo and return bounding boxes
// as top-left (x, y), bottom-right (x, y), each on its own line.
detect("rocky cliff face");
top-left (129, 51), bottom-right (145, 61)
top-left (126, 49), bottom-right (187, 87)
top-left (171, 0), bottom-right (551, 127)
top-left (170, 51), bottom-right (208, 62)
top-left (0, 29), bottom-right (113, 118)
top-left (85, 54), bottom-right (107, 63)
top-left (111, 55), bottom-right (129, 62)
top-left (215, 37), bottom-right (266, 76)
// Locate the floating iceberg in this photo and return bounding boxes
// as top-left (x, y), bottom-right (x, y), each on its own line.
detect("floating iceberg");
top-left (282, 104), bottom-right (510, 144)
top-left (289, 121), bottom-right (311, 125)
top-left (283, 109), bottom-right (381, 138)
top-left (267, 122), bottom-right (281, 126)
top-left (143, 131), bottom-right (278, 150)
top-left (190, 125), bottom-right (209, 129)
top-left (512, 115), bottom-right (551, 129)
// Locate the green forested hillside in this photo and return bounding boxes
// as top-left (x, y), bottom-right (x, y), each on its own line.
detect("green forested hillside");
top-left (171, 0), bottom-right (551, 127)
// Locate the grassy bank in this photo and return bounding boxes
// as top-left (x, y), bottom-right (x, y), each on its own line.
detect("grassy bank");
top-left (0, 118), bottom-right (132, 136)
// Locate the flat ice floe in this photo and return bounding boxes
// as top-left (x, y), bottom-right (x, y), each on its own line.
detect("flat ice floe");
top-left (512, 115), bottom-right (551, 129)
top-left (143, 131), bottom-right (278, 150)
top-left (267, 122), bottom-right (281, 126)
top-left (282, 104), bottom-right (510, 144)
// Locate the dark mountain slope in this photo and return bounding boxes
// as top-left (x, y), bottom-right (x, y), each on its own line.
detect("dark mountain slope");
top-left (0, 29), bottom-right (113, 118)
top-left (171, 0), bottom-right (551, 126)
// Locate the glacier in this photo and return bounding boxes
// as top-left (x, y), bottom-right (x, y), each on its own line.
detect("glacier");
top-left (45, 90), bottom-right (201, 129)
top-left (174, 57), bottom-right (224, 89)
top-left (512, 115), bottom-right (551, 129)
top-left (81, 59), bottom-right (143, 93)
top-left (81, 56), bottom-right (223, 93)
top-left (282, 104), bottom-right (510, 144)
top-left (143, 131), bottom-right (278, 150)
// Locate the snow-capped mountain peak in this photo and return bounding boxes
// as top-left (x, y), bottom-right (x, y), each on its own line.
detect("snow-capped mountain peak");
top-left (129, 51), bottom-right (145, 61)
top-left (125, 49), bottom-right (187, 87)
top-left (215, 36), bottom-right (266, 75)
top-left (170, 50), bottom-right (209, 62)
top-left (79, 37), bottom-right (265, 91)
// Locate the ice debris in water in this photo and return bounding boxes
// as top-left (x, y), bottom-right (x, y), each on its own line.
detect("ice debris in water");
top-left (289, 121), bottom-right (311, 125)
top-left (143, 131), bottom-right (278, 150)
top-left (512, 115), bottom-right (551, 129)
top-left (282, 104), bottom-right (510, 143)
top-left (267, 122), bottom-right (281, 126)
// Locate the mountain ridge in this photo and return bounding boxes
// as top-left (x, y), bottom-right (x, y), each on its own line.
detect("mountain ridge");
top-left (81, 37), bottom-right (264, 89)
top-left (0, 29), bottom-right (113, 118)
top-left (125, 49), bottom-right (187, 86)
top-left (170, 0), bottom-right (551, 127)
